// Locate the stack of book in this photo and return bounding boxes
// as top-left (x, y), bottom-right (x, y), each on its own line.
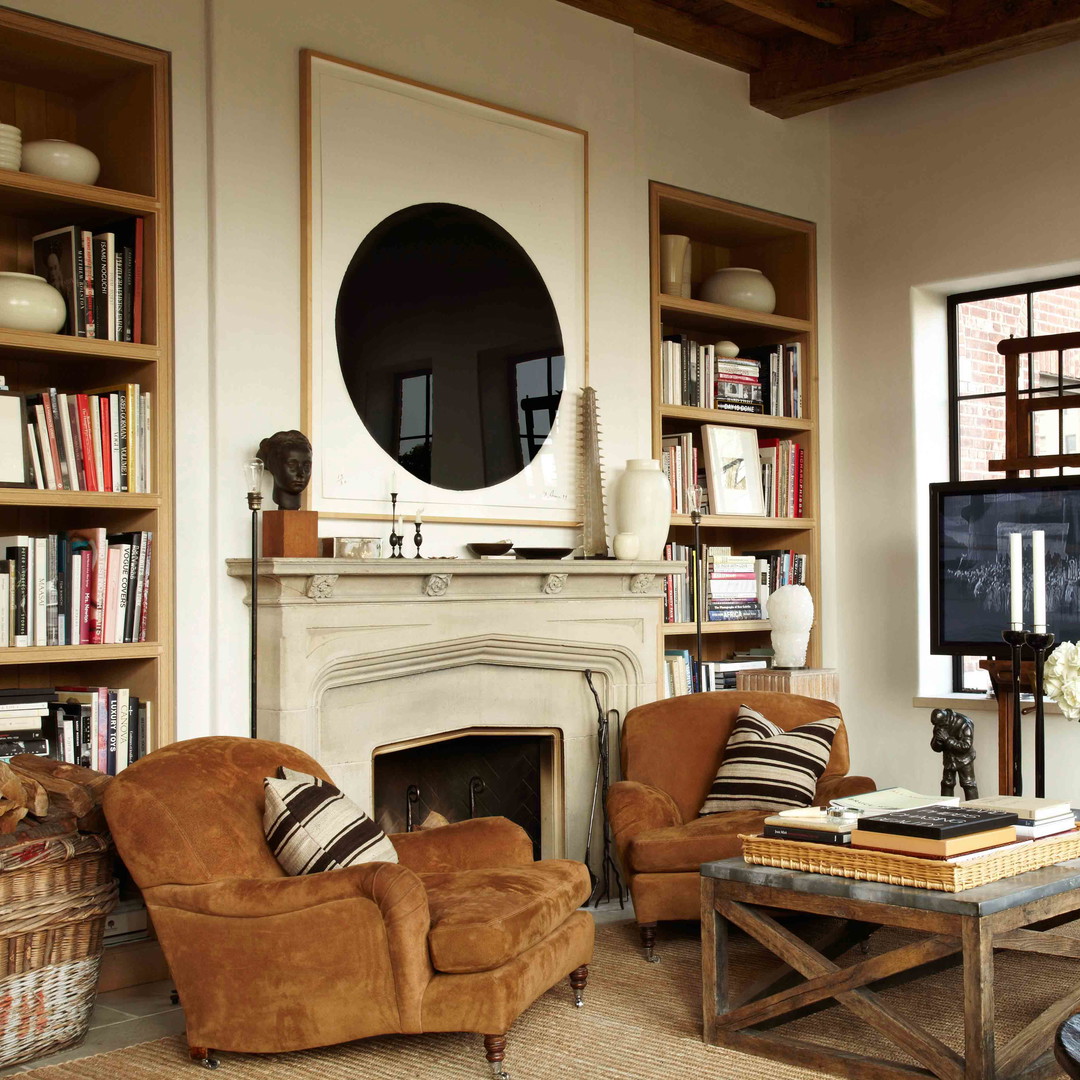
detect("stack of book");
top-left (964, 796), bottom-right (1077, 840)
top-left (850, 806), bottom-right (1021, 860)
top-left (662, 652), bottom-right (769, 696)
top-left (659, 335), bottom-right (765, 414)
top-left (742, 548), bottom-right (806, 591)
top-left (660, 431), bottom-right (699, 514)
top-left (0, 529), bottom-right (153, 647)
top-left (707, 553), bottom-right (763, 622)
top-left (31, 219), bottom-right (144, 342)
top-left (742, 342), bottom-right (803, 418)
top-left (759, 437), bottom-right (804, 518)
top-left (0, 689), bottom-right (56, 761)
top-left (52, 686), bottom-right (151, 774)
top-left (25, 384), bottom-right (152, 493)
top-left (662, 541), bottom-right (694, 624)
top-left (715, 356), bottom-right (763, 412)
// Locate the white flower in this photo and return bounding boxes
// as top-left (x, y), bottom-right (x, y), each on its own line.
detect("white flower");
top-left (1044, 641), bottom-right (1080, 721)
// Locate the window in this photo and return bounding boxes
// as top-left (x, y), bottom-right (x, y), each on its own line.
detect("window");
top-left (947, 274), bottom-right (1080, 690)
top-left (513, 352), bottom-right (564, 466)
top-left (396, 369), bottom-right (433, 483)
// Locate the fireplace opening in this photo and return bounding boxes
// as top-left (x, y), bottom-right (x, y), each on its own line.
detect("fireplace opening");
top-left (373, 727), bottom-right (562, 859)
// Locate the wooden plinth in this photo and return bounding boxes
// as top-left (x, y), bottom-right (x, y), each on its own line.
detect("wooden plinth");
top-left (736, 667), bottom-right (838, 703)
top-left (261, 510), bottom-right (319, 558)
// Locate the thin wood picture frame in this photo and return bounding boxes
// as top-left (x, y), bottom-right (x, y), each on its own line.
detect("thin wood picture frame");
top-left (702, 423), bottom-right (764, 516)
top-left (301, 51), bottom-right (588, 528)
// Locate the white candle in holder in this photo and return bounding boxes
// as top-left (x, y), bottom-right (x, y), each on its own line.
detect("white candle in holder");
top-left (1032, 529), bottom-right (1047, 632)
top-left (1009, 531), bottom-right (1023, 630)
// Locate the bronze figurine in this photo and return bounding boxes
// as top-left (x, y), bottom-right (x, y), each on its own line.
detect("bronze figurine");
top-left (257, 430), bottom-right (312, 511)
top-left (930, 707), bottom-right (978, 800)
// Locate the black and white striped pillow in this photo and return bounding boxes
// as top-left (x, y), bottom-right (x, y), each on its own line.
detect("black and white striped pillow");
top-left (699, 705), bottom-right (839, 816)
top-left (263, 766), bottom-right (398, 875)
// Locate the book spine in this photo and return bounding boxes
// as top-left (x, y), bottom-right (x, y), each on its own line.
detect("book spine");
top-left (93, 236), bottom-right (110, 340)
top-left (109, 394), bottom-right (121, 492)
top-left (79, 553), bottom-right (92, 645)
top-left (113, 251), bottom-right (123, 345)
top-left (132, 218), bottom-right (144, 344)
top-left (26, 422), bottom-right (45, 491)
top-left (76, 395), bottom-right (98, 492)
top-left (45, 533), bottom-right (58, 647)
top-left (106, 691), bottom-right (118, 775)
top-left (138, 532), bottom-right (152, 642)
top-left (98, 397), bottom-right (112, 492)
top-left (116, 390), bottom-right (128, 492)
top-left (81, 230), bottom-right (95, 340)
top-left (58, 394), bottom-right (81, 492)
top-left (73, 235), bottom-right (88, 337)
top-left (32, 537), bottom-right (46, 648)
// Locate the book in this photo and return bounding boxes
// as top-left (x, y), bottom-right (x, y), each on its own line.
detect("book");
top-left (32, 226), bottom-right (79, 336)
top-left (855, 806), bottom-right (1019, 840)
top-left (1013, 816), bottom-right (1077, 839)
top-left (92, 232), bottom-right (115, 340)
top-left (963, 796), bottom-right (1072, 821)
top-left (69, 528), bottom-right (106, 644)
top-left (850, 825), bottom-right (1017, 859)
top-left (0, 536), bottom-right (29, 647)
top-left (829, 787), bottom-right (960, 816)
top-left (763, 824), bottom-right (852, 845)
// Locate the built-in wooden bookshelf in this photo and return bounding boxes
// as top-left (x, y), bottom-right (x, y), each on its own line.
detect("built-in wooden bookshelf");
top-left (0, 9), bottom-right (173, 986)
top-left (650, 182), bottom-right (820, 683)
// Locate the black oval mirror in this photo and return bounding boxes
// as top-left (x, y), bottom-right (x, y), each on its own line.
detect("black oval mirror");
top-left (336, 203), bottom-right (565, 490)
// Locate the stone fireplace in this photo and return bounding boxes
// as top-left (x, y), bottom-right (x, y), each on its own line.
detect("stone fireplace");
top-left (226, 558), bottom-right (671, 866)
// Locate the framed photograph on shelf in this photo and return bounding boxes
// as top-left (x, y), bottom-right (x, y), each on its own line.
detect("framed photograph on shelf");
top-left (702, 424), bottom-right (764, 516)
top-left (0, 393), bottom-right (29, 488)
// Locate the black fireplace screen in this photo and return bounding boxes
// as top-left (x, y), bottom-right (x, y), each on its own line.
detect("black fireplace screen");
top-left (373, 733), bottom-right (545, 858)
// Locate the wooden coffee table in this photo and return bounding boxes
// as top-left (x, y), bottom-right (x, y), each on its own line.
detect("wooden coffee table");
top-left (701, 856), bottom-right (1080, 1080)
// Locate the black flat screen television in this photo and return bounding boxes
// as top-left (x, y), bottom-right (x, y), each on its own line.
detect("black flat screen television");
top-left (930, 476), bottom-right (1080, 655)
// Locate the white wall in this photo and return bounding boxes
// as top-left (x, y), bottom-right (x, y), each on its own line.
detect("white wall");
top-left (10, 0), bottom-right (833, 744)
top-left (830, 41), bottom-right (1080, 802)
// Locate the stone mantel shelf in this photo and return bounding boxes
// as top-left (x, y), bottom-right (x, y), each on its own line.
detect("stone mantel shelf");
top-left (226, 558), bottom-right (679, 601)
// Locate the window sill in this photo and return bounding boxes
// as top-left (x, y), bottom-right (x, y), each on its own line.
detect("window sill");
top-left (912, 693), bottom-right (1064, 715)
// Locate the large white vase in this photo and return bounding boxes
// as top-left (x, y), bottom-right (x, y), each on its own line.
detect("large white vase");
top-left (21, 139), bottom-right (100, 185)
top-left (658, 234), bottom-right (690, 298)
top-left (699, 267), bottom-right (776, 313)
top-left (614, 459), bottom-right (671, 560)
top-left (0, 272), bottom-right (66, 332)
top-left (769, 584), bottom-right (814, 668)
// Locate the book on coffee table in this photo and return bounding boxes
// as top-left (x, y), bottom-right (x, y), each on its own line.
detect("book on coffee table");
top-left (855, 806), bottom-right (1019, 840)
top-left (850, 824), bottom-right (1017, 859)
top-left (963, 795), bottom-right (1073, 822)
top-left (829, 787), bottom-right (960, 817)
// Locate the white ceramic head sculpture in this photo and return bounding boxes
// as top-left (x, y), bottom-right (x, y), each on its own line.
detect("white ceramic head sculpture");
top-left (769, 584), bottom-right (814, 669)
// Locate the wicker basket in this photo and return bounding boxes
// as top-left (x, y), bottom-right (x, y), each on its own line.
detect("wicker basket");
top-left (0, 833), bottom-right (117, 1069)
top-left (740, 827), bottom-right (1080, 892)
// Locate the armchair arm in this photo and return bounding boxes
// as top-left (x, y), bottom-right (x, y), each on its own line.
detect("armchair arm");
top-left (813, 774), bottom-right (878, 806)
top-left (390, 816), bottom-right (533, 872)
top-left (607, 781), bottom-right (682, 872)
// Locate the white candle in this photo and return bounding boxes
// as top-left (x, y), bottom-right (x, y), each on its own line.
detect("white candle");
top-left (1032, 529), bottom-right (1046, 632)
top-left (415, 507), bottom-right (424, 525)
top-left (390, 471), bottom-right (399, 495)
top-left (1009, 532), bottom-right (1023, 630)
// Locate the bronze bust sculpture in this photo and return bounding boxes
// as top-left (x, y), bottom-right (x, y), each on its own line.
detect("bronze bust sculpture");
top-left (930, 707), bottom-right (979, 800)
top-left (257, 430), bottom-right (312, 511)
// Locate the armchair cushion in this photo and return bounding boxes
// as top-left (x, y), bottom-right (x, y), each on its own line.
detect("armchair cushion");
top-left (421, 859), bottom-right (591, 974)
top-left (626, 811), bottom-right (769, 873)
top-left (264, 769), bottom-right (397, 875)
top-left (700, 705), bottom-right (840, 815)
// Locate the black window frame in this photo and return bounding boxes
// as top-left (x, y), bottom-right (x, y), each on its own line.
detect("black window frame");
top-left (946, 271), bottom-right (1080, 692)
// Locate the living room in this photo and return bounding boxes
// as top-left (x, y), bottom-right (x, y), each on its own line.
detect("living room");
top-left (2, 0), bottom-right (1080, 1077)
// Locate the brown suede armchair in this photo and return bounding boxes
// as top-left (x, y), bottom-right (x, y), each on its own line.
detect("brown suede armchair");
top-left (103, 736), bottom-right (594, 1076)
top-left (607, 690), bottom-right (875, 960)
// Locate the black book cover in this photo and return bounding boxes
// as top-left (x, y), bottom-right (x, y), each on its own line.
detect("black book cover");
top-left (127, 695), bottom-right (139, 767)
top-left (78, 704), bottom-right (93, 768)
top-left (763, 825), bottom-right (852, 846)
top-left (4, 545), bottom-right (27, 641)
top-left (857, 806), bottom-right (1019, 840)
top-left (56, 533), bottom-right (68, 645)
top-left (31, 226), bottom-right (79, 336)
top-left (136, 701), bottom-right (147, 762)
top-left (106, 690), bottom-right (118, 775)
top-left (92, 234), bottom-right (111, 340)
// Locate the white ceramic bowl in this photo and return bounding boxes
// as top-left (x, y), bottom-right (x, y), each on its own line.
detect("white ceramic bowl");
top-left (20, 139), bottom-right (100, 185)
top-left (0, 272), bottom-right (67, 333)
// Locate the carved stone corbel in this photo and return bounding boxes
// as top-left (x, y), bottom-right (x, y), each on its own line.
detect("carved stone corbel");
top-left (629, 573), bottom-right (656, 594)
top-left (541, 573), bottom-right (568, 595)
top-left (306, 574), bottom-right (339, 600)
top-left (424, 574), bottom-right (453, 597)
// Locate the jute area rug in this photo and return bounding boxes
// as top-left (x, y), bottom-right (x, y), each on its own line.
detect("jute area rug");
top-left (18, 918), bottom-right (1079, 1079)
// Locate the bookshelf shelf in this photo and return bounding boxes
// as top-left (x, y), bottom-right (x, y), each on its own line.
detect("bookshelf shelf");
top-left (663, 621), bottom-right (771, 636)
top-left (0, 327), bottom-right (160, 364)
top-left (0, 490), bottom-right (161, 509)
top-left (0, 169), bottom-right (159, 222)
top-left (652, 182), bottom-right (821, 691)
top-left (0, 642), bottom-right (162, 664)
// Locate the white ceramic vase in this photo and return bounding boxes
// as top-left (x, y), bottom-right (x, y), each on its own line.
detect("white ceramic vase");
top-left (612, 532), bottom-right (640, 560)
top-left (614, 459), bottom-right (671, 560)
top-left (0, 272), bottom-right (67, 332)
top-left (658, 234), bottom-right (690, 298)
top-left (20, 139), bottom-right (100, 185)
top-left (769, 584), bottom-right (814, 668)
top-left (699, 267), bottom-right (776, 313)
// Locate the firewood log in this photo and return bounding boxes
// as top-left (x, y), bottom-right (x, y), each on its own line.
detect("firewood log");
top-left (15, 772), bottom-right (48, 818)
top-left (0, 801), bottom-right (28, 834)
top-left (7, 756), bottom-right (110, 818)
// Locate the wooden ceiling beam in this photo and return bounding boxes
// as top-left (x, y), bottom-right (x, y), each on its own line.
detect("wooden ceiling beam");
top-left (720, 0), bottom-right (853, 46)
top-left (553, 0), bottom-right (763, 72)
top-left (890, 0), bottom-right (951, 16)
top-left (751, 0), bottom-right (1080, 117)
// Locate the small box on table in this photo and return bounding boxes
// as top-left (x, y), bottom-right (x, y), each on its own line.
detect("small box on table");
top-left (735, 667), bottom-right (838, 702)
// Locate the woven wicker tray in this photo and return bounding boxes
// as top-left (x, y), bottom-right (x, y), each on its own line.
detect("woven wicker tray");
top-left (740, 828), bottom-right (1080, 892)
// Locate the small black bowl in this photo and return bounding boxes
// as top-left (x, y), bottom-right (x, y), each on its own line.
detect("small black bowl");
top-left (468, 541), bottom-right (514, 557)
top-left (513, 547), bottom-right (575, 560)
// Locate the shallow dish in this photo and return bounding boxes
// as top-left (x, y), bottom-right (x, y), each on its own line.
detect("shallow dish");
top-left (468, 541), bottom-right (514, 557)
top-left (513, 546), bottom-right (575, 560)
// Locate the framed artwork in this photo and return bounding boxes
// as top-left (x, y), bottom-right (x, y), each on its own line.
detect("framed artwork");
top-left (0, 393), bottom-right (29, 488)
top-left (702, 424), bottom-right (764, 516)
top-left (302, 52), bottom-right (588, 526)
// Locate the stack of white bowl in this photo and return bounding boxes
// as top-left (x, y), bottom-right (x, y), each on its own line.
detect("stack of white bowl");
top-left (0, 124), bottom-right (20, 171)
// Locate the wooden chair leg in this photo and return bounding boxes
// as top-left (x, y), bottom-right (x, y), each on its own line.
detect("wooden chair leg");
top-left (569, 964), bottom-right (588, 1007)
top-left (639, 921), bottom-right (660, 963)
top-left (483, 1033), bottom-right (509, 1079)
top-left (189, 1046), bottom-right (220, 1070)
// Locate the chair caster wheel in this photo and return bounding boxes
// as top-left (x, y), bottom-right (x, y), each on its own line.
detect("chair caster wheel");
top-left (170, 989), bottom-right (180, 1005)
top-left (201, 1059), bottom-right (220, 1071)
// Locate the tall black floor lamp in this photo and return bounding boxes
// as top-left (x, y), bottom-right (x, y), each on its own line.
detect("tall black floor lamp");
top-left (245, 459), bottom-right (265, 739)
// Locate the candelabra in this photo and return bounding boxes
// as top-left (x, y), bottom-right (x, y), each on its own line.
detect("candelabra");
top-left (413, 519), bottom-right (424, 558)
top-left (245, 458), bottom-right (265, 740)
top-left (1000, 628), bottom-right (1026, 796)
top-left (1026, 629), bottom-right (1055, 799)
top-left (689, 485), bottom-right (704, 691)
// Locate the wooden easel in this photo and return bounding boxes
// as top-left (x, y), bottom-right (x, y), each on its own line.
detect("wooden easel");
top-left (983, 330), bottom-right (1080, 794)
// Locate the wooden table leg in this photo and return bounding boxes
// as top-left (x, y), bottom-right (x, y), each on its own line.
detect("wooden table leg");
top-left (962, 917), bottom-right (995, 1080)
top-left (701, 875), bottom-right (728, 1045)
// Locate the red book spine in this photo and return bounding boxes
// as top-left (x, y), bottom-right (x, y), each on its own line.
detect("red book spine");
top-left (98, 397), bottom-right (113, 493)
top-left (40, 394), bottom-right (63, 489)
top-left (76, 394), bottom-right (98, 492)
